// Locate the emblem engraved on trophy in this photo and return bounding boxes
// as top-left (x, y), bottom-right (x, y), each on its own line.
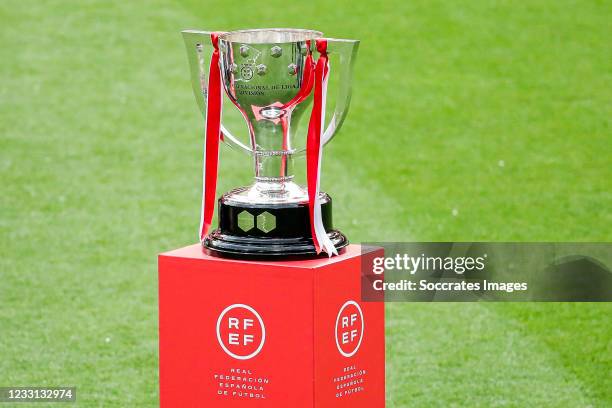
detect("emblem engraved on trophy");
top-left (182, 28), bottom-right (359, 258)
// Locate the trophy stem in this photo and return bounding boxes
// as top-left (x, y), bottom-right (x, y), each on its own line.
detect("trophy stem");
top-left (254, 151), bottom-right (295, 179)
top-left (250, 149), bottom-right (302, 201)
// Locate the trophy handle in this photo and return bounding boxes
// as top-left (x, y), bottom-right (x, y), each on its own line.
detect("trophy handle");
top-left (182, 30), bottom-right (252, 153)
top-left (319, 38), bottom-right (360, 145)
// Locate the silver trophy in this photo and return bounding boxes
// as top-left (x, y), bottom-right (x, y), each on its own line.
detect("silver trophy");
top-left (182, 28), bottom-right (359, 258)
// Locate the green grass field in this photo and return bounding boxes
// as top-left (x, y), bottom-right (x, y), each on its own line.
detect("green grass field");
top-left (1, 0), bottom-right (610, 406)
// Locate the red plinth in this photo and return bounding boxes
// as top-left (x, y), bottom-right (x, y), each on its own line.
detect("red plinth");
top-left (158, 244), bottom-right (384, 408)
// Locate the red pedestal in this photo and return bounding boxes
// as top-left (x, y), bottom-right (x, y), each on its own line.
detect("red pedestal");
top-left (158, 244), bottom-right (384, 408)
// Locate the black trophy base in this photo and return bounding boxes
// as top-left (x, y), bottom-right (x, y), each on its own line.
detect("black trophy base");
top-left (202, 192), bottom-right (348, 259)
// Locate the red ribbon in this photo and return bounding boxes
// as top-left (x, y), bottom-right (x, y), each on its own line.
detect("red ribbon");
top-left (282, 45), bottom-right (314, 111)
top-left (306, 39), bottom-right (336, 256)
top-left (199, 33), bottom-right (222, 241)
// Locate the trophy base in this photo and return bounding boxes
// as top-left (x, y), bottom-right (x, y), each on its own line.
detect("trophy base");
top-left (202, 191), bottom-right (348, 259)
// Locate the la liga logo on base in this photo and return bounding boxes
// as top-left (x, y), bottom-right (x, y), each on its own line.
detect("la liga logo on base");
top-left (216, 304), bottom-right (265, 360)
top-left (335, 300), bottom-right (364, 358)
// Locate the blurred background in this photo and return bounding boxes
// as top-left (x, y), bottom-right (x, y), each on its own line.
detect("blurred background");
top-left (1, 0), bottom-right (610, 406)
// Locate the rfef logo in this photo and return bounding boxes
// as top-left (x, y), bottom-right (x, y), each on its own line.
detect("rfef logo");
top-left (335, 300), bottom-right (364, 358)
top-left (216, 304), bottom-right (265, 360)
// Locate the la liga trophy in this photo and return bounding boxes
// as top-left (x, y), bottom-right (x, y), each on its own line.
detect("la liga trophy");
top-left (182, 29), bottom-right (359, 258)
top-left (158, 28), bottom-right (384, 408)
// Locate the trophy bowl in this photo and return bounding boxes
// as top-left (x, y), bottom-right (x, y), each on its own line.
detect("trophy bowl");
top-left (182, 28), bottom-right (359, 258)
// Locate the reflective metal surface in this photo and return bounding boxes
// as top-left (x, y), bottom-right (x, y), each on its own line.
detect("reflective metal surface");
top-left (219, 29), bottom-right (318, 186)
top-left (182, 28), bottom-right (359, 204)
